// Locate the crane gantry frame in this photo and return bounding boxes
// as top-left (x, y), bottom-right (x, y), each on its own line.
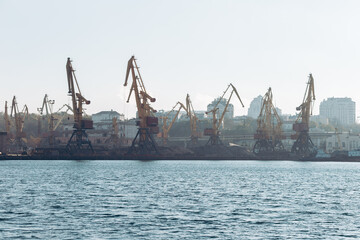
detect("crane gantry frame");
top-left (291, 74), bottom-right (317, 157)
top-left (253, 88), bottom-right (284, 154)
top-left (124, 56), bottom-right (159, 155)
top-left (204, 83), bottom-right (244, 145)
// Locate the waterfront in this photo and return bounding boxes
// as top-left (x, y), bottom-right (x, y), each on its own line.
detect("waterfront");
top-left (0, 160), bottom-right (359, 239)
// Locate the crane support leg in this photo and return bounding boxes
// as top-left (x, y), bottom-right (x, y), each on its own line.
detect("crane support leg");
top-left (291, 132), bottom-right (317, 158)
top-left (128, 128), bottom-right (159, 155)
top-left (66, 129), bottom-right (94, 154)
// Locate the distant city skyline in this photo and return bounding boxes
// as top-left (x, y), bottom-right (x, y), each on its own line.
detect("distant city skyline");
top-left (1, 1), bottom-right (360, 119)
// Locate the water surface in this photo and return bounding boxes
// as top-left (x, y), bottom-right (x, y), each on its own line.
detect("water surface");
top-left (0, 160), bottom-right (359, 239)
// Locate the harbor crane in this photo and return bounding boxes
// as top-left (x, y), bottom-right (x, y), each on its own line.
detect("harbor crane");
top-left (291, 74), bottom-right (317, 157)
top-left (159, 101), bottom-right (187, 145)
top-left (204, 83), bottom-right (244, 145)
top-left (124, 56), bottom-right (159, 154)
top-left (66, 58), bottom-right (94, 154)
top-left (53, 104), bottom-right (73, 132)
top-left (253, 88), bottom-right (284, 154)
top-left (186, 94), bottom-right (201, 145)
top-left (37, 94), bottom-right (56, 145)
top-left (10, 96), bottom-right (29, 150)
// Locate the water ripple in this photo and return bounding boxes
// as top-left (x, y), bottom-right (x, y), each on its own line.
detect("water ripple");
top-left (0, 160), bottom-right (360, 239)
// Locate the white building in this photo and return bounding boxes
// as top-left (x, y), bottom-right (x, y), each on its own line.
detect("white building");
top-left (92, 110), bottom-right (124, 123)
top-left (326, 132), bottom-right (360, 152)
top-left (319, 97), bottom-right (355, 125)
top-left (207, 98), bottom-right (234, 119)
top-left (247, 95), bottom-right (262, 119)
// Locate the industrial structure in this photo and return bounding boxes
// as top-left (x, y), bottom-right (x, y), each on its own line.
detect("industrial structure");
top-left (204, 83), bottom-right (244, 145)
top-left (10, 96), bottom-right (29, 152)
top-left (253, 88), bottom-right (284, 154)
top-left (159, 101), bottom-right (187, 145)
top-left (291, 74), bottom-right (317, 157)
top-left (65, 58), bottom-right (94, 154)
top-left (124, 56), bottom-right (159, 155)
top-left (2, 55), bottom-right (360, 161)
top-left (186, 94), bottom-right (201, 145)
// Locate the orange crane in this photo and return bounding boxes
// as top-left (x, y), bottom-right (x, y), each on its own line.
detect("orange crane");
top-left (253, 88), bottom-right (284, 154)
top-left (37, 94), bottom-right (56, 145)
top-left (291, 74), bottom-right (317, 157)
top-left (124, 56), bottom-right (159, 154)
top-left (10, 96), bottom-right (29, 150)
top-left (66, 58), bottom-right (94, 153)
top-left (204, 83), bottom-right (244, 145)
top-left (186, 94), bottom-right (201, 145)
top-left (159, 101), bottom-right (187, 145)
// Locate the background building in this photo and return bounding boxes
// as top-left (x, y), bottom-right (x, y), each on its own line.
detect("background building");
top-left (247, 95), bottom-right (262, 119)
top-left (319, 97), bottom-right (355, 125)
top-left (207, 98), bottom-right (234, 120)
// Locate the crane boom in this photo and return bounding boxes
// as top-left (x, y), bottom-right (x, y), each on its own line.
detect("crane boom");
top-left (65, 58), bottom-right (93, 154)
top-left (186, 94), bottom-right (200, 144)
top-left (124, 56), bottom-right (159, 154)
top-left (204, 83), bottom-right (244, 145)
top-left (160, 102), bottom-right (187, 145)
top-left (291, 74), bottom-right (317, 157)
top-left (253, 88), bottom-right (284, 154)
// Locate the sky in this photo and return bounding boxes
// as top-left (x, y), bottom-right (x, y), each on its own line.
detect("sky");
top-left (1, 0), bottom-right (360, 119)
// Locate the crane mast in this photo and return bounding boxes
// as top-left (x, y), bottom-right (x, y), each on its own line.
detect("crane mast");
top-left (65, 58), bottom-right (94, 154)
top-left (186, 94), bottom-right (201, 145)
top-left (37, 94), bottom-right (56, 145)
top-left (160, 101), bottom-right (187, 145)
top-left (204, 83), bottom-right (244, 145)
top-left (291, 74), bottom-right (317, 157)
top-left (124, 56), bottom-right (159, 155)
top-left (10, 96), bottom-right (28, 151)
top-left (253, 88), bottom-right (284, 154)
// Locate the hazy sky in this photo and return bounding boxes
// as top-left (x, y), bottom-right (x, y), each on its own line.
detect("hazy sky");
top-left (1, 0), bottom-right (360, 118)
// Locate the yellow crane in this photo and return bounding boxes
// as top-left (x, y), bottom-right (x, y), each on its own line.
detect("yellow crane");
top-left (253, 88), bottom-right (284, 154)
top-left (124, 56), bottom-right (159, 154)
top-left (37, 94), bottom-right (56, 145)
top-left (10, 96), bottom-right (29, 151)
top-left (66, 58), bottom-right (93, 153)
top-left (53, 104), bottom-right (73, 131)
top-left (159, 101), bottom-right (187, 145)
top-left (204, 83), bottom-right (244, 145)
top-left (186, 94), bottom-right (201, 145)
top-left (291, 74), bottom-right (317, 157)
